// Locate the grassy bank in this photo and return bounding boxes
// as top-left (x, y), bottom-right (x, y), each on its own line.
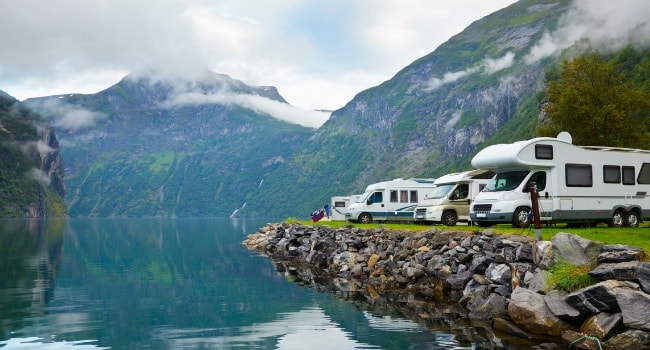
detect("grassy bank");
top-left (296, 219), bottom-right (650, 256)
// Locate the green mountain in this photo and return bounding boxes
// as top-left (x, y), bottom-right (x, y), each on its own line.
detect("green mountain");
top-left (19, 0), bottom-right (649, 219)
top-left (25, 73), bottom-right (315, 217)
top-left (0, 91), bottom-right (66, 217)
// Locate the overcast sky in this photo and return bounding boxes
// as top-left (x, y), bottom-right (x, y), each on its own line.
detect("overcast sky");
top-left (0, 0), bottom-right (518, 112)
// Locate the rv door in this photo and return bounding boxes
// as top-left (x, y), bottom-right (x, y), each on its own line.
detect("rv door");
top-left (366, 191), bottom-right (387, 220)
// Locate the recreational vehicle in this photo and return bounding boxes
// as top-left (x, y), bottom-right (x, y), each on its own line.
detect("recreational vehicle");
top-left (330, 195), bottom-right (361, 221)
top-left (413, 169), bottom-right (494, 226)
top-left (469, 132), bottom-right (650, 228)
top-left (345, 178), bottom-right (436, 223)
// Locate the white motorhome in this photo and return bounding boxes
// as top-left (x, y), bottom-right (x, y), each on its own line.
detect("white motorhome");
top-left (413, 169), bottom-right (494, 226)
top-left (345, 178), bottom-right (436, 223)
top-left (330, 195), bottom-right (361, 221)
top-left (469, 132), bottom-right (650, 228)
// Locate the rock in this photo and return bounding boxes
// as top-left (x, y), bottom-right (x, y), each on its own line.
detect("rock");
top-left (606, 329), bottom-right (650, 349)
top-left (485, 263), bottom-right (511, 285)
top-left (616, 289), bottom-right (650, 331)
top-left (544, 290), bottom-right (583, 323)
top-left (527, 269), bottom-right (551, 293)
top-left (579, 312), bottom-right (625, 339)
top-left (589, 261), bottom-right (639, 281)
top-left (493, 317), bottom-right (531, 339)
top-left (638, 262), bottom-right (650, 294)
top-left (508, 287), bottom-right (575, 336)
top-left (551, 233), bottom-right (602, 267)
top-left (565, 280), bottom-right (639, 315)
top-left (534, 240), bottom-right (553, 269)
top-left (468, 293), bottom-right (508, 321)
top-left (598, 244), bottom-right (644, 263)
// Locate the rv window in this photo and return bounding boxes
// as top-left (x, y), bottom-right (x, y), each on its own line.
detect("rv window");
top-left (639, 163), bottom-right (650, 184)
top-left (400, 190), bottom-right (408, 203)
top-left (410, 190), bottom-right (418, 203)
top-left (622, 166), bottom-right (635, 185)
top-left (390, 190), bottom-right (398, 203)
top-left (535, 144), bottom-right (553, 160)
top-left (525, 171), bottom-right (547, 192)
top-left (603, 165), bottom-right (621, 183)
top-left (334, 201), bottom-right (346, 208)
top-left (566, 164), bottom-right (592, 187)
top-left (368, 192), bottom-right (383, 204)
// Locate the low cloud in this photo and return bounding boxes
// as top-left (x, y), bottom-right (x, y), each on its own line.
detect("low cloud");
top-left (524, 0), bottom-right (650, 64)
top-left (29, 98), bottom-right (105, 130)
top-left (29, 168), bottom-right (51, 185)
top-left (425, 52), bottom-right (515, 91)
top-left (161, 91), bottom-right (330, 129)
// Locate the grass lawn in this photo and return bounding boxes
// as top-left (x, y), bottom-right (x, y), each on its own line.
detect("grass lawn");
top-left (299, 219), bottom-right (650, 256)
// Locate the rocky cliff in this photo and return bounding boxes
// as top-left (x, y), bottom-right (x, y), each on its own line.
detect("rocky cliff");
top-left (0, 90), bottom-right (66, 217)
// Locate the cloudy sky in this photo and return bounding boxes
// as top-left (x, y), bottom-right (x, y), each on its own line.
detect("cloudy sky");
top-left (0, 0), bottom-right (518, 113)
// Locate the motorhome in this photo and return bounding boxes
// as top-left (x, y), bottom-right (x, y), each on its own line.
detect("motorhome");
top-left (345, 178), bottom-right (436, 223)
top-left (469, 132), bottom-right (650, 228)
top-left (330, 195), bottom-right (361, 221)
top-left (413, 169), bottom-right (494, 226)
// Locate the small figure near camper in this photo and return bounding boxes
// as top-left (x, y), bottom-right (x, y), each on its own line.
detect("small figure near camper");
top-left (346, 178), bottom-right (436, 223)
top-left (470, 132), bottom-right (650, 228)
top-left (413, 169), bottom-right (493, 226)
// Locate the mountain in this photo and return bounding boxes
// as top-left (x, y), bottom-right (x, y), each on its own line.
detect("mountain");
top-left (25, 72), bottom-right (316, 217)
top-left (0, 90), bottom-right (66, 217)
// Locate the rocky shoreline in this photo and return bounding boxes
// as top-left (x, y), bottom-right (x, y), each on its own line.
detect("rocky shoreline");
top-left (243, 222), bottom-right (650, 349)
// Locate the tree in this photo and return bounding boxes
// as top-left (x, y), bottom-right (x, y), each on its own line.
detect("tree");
top-left (538, 53), bottom-right (650, 148)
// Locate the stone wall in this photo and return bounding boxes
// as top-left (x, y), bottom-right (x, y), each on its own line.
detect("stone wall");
top-left (244, 223), bottom-right (650, 349)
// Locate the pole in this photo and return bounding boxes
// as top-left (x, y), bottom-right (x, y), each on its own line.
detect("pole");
top-left (529, 182), bottom-right (542, 240)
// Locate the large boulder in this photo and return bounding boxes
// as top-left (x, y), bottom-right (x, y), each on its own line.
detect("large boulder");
top-left (616, 289), bottom-right (650, 331)
top-left (551, 233), bottom-right (602, 267)
top-left (508, 287), bottom-right (575, 336)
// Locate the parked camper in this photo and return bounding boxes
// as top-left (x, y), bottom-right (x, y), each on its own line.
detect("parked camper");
top-left (330, 195), bottom-right (361, 221)
top-left (345, 178), bottom-right (436, 223)
top-left (413, 169), bottom-right (494, 226)
top-left (469, 132), bottom-right (650, 228)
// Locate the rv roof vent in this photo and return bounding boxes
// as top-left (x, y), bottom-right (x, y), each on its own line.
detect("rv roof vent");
top-left (557, 131), bottom-right (572, 144)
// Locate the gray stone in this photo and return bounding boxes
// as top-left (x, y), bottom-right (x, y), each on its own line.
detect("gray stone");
top-left (638, 262), bottom-right (650, 294)
top-left (589, 261), bottom-right (639, 281)
top-left (565, 280), bottom-right (639, 315)
top-left (544, 290), bottom-right (583, 322)
top-left (469, 293), bottom-right (508, 321)
top-left (606, 329), bottom-right (650, 349)
top-left (485, 263), bottom-right (511, 285)
top-left (551, 232), bottom-right (602, 267)
top-left (527, 269), bottom-right (551, 293)
top-left (616, 289), bottom-right (650, 331)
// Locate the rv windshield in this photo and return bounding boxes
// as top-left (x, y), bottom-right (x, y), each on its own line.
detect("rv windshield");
top-left (424, 184), bottom-right (455, 199)
top-left (483, 170), bottom-right (530, 192)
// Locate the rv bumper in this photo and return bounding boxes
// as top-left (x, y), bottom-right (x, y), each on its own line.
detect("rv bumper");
top-left (413, 206), bottom-right (442, 222)
top-left (470, 211), bottom-right (514, 223)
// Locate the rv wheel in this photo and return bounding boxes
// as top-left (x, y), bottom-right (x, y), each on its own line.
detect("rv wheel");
top-left (358, 213), bottom-right (373, 224)
top-left (441, 211), bottom-right (458, 226)
top-left (512, 207), bottom-right (531, 228)
top-left (625, 211), bottom-right (640, 227)
top-left (609, 210), bottom-right (624, 227)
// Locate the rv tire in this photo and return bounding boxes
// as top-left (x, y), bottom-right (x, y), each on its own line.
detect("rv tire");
top-left (512, 207), bottom-right (531, 228)
top-left (625, 211), bottom-right (640, 227)
top-left (609, 210), bottom-right (624, 227)
top-left (441, 211), bottom-right (458, 226)
top-left (358, 213), bottom-right (373, 224)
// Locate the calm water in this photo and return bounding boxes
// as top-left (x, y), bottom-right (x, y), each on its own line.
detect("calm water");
top-left (0, 218), bottom-right (521, 349)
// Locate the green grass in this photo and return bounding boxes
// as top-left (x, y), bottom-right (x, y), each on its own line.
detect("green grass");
top-left (546, 259), bottom-right (599, 292)
top-left (300, 220), bottom-right (650, 254)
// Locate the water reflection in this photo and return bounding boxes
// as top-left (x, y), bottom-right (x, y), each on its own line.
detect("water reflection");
top-left (0, 218), bottom-right (514, 349)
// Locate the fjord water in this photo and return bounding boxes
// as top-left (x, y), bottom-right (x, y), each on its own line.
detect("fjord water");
top-left (1, 218), bottom-right (506, 349)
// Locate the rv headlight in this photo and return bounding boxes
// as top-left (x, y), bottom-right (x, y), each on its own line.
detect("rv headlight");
top-left (497, 191), bottom-right (516, 201)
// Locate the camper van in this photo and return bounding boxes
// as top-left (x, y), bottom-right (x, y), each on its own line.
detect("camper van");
top-left (345, 178), bottom-right (436, 223)
top-left (469, 132), bottom-right (650, 228)
top-left (413, 169), bottom-right (494, 226)
top-left (330, 195), bottom-right (361, 221)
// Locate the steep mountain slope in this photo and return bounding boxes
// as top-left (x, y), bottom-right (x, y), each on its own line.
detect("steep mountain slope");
top-left (26, 73), bottom-right (315, 217)
top-left (0, 90), bottom-right (66, 217)
top-left (249, 0), bottom-right (572, 217)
